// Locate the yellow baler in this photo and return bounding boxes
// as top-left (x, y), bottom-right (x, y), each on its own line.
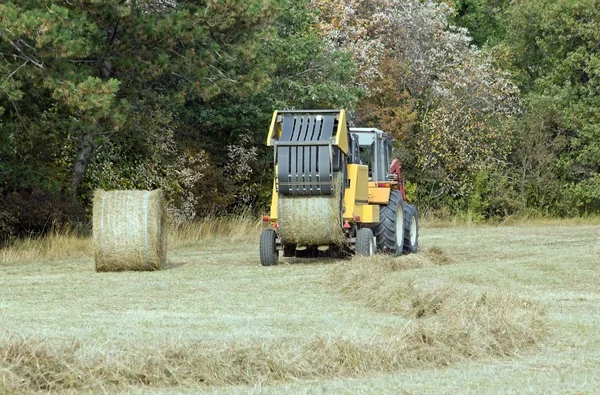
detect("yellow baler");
top-left (259, 109), bottom-right (419, 265)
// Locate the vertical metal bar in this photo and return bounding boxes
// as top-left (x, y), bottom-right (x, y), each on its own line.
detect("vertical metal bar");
top-left (310, 118), bottom-right (321, 193)
top-left (301, 117), bottom-right (314, 194)
top-left (288, 117), bottom-right (304, 195)
top-left (280, 115), bottom-right (294, 141)
top-left (317, 116), bottom-right (335, 194)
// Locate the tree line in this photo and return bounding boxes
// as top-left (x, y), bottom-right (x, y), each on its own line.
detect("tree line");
top-left (1, 0), bottom-right (598, 238)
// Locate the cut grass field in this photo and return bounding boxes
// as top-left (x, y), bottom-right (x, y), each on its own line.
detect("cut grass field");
top-left (0, 218), bottom-right (599, 393)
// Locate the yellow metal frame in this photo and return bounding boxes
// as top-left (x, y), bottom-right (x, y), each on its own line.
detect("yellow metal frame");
top-left (343, 164), bottom-right (380, 224)
top-left (334, 110), bottom-right (349, 154)
top-left (359, 205), bottom-right (380, 223)
top-left (368, 182), bottom-right (391, 204)
top-left (266, 111), bottom-right (280, 146)
top-left (266, 110), bottom-right (349, 154)
top-left (343, 164), bottom-right (368, 219)
top-left (270, 174), bottom-right (279, 221)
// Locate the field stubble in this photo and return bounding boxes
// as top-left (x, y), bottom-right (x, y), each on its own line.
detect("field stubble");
top-left (0, 217), bottom-right (599, 393)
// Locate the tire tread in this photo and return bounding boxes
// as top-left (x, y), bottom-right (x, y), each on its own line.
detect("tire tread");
top-left (260, 229), bottom-right (279, 266)
top-left (373, 190), bottom-right (404, 255)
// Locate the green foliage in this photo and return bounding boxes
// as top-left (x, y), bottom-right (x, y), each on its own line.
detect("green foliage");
top-left (0, 0), bottom-right (360, 236)
top-left (503, 0), bottom-right (600, 215)
top-left (451, 0), bottom-right (510, 46)
top-left (569, 175), bottom-right (600, 214)
top-left (0, 0), bottom-right (282, 235)
top-left (3, 0), bottom-right (600, 236)
top-left (466, 168), bottom-right (525, 220)
top-left (176, 0), bottom-right (360, 213)
top-left (404, 180), bottom-right (417, 203)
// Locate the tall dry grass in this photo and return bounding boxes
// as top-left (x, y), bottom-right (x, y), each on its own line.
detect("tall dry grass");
top-left (0, 214), bottom-right (261, 265)
top-left (168, 213), bottom-right (261, 250)
top-left (0, 228), bottom-right (92, 264)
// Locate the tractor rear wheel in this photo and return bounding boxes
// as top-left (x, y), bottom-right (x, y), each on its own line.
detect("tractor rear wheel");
top-left (374, 190), bottom-right (405, 255)
top-left (403, 204), bottom-right (419, 254)
top-left (356, 228), bottom-right (375, 257)
top-left (259, 229), bottom-right (279, 266)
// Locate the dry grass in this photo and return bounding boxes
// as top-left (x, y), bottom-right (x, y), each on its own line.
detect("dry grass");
top-left (419, 213), bottom-right (600, 228)
top-left (0, 219), bottom-right (598, 393)
top-left (0, 310), bottom-right (542, 393)
top-left (0, 245), bottom-right (545, 392)
top-left (328, 252), bottom-right (545, 358)
top-left (0, 229), bottom-right (92, 264)
top-left (167, 214), bottom-right (261, 250)
top-left (0, 214), bottom-right (261, 265)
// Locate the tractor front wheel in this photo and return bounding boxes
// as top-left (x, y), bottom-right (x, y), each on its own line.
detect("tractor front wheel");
top-left (259, 229), bottom-right (279, 266)
top-left (356, 228), bottom-right (375, 257)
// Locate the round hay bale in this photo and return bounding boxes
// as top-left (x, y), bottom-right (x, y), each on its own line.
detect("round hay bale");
top-left (278, 174), bottom-right (345, 246)
top-left (93, 189), bottom-right (166, 272)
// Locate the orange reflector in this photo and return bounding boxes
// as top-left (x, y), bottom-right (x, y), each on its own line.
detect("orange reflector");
top-left (343, 220), bottom-right (351, 229)
top-left (274, 222), bottom-right (279, 229)
top-left (354, 215), bottom-right (361, 222)
top-left (377, 182), bottom-right (390, 188)
top-left (262, 215), bottom-right (271, 222)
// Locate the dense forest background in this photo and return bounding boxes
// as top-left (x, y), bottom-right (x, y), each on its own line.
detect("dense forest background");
top-left (1, 0), bottom-right (599, 238)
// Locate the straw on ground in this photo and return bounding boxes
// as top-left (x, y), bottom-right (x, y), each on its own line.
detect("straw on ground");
top-left (0, 218), bottom-right (599, 393)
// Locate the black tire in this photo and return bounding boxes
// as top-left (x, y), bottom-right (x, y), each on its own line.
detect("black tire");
top-left (259, 229), bottom-right (279, 266)
top-left (356, 228), bottom-right (375, 257)
top-left (403, 204), bottom-right (419, 254)
top-left (373, 190), bottom-right (405, 255)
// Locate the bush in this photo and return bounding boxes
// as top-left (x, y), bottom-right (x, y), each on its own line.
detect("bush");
top-left (0, 189), bottom-right (84, 241)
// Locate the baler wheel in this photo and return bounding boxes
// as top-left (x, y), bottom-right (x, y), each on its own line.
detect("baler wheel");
top-left (259, 229), bottom-right (279, 266)
top-left (356, 228), bottom-right (375, 257)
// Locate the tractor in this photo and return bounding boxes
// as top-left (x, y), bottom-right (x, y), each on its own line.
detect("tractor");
top-left (259, 109), bottom-right (418, 265)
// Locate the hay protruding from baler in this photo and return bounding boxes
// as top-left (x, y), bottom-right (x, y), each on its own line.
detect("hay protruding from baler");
top-left (93, 189), bottom-right (166, 272)
top-left (278, 174), bottom-right (345, 246)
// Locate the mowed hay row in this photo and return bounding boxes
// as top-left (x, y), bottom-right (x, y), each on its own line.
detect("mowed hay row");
top-left (0, 322), bottom-right (544, 394)
top-left (93, 189), bottom-right (166, 272)
top-left (328, 252), bottom-right (546, 359)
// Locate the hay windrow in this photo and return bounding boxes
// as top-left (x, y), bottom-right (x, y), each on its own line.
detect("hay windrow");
top-left (93, 189), bottom-right (167, 272)
top-left (328, 253), bottom-right (546, 359)
top-left (279, 173), bottom-right (345, 246)
top-left (0, 320), bottom-right (541, 393)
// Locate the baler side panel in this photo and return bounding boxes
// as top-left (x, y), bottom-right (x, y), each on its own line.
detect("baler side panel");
top-left (270, 166), bottom-right (279, 221)
top-left (334, 109), bottom-right (349, 154)
top-left (343, 164), bottom-right (369, 220)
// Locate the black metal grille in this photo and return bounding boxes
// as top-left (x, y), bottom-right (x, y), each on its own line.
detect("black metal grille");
top-left (276, 114), bottom-right (336, 195)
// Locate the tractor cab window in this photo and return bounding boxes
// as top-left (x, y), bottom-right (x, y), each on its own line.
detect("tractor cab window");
top-left (359, 143), bottom-right (375, 179)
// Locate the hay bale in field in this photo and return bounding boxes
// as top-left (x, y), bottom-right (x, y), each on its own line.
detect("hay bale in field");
top-left (278, 174), bottom-right (345, 246)
top-left (93, 189), bottom-right (166, 272)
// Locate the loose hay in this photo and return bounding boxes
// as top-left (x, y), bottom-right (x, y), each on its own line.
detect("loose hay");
top-left (93, 189), bottom-right (166, 272)
top-left (279, 174), bottom-right (345, 245)
top-left (328, 254), bottom-right (546, 355)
